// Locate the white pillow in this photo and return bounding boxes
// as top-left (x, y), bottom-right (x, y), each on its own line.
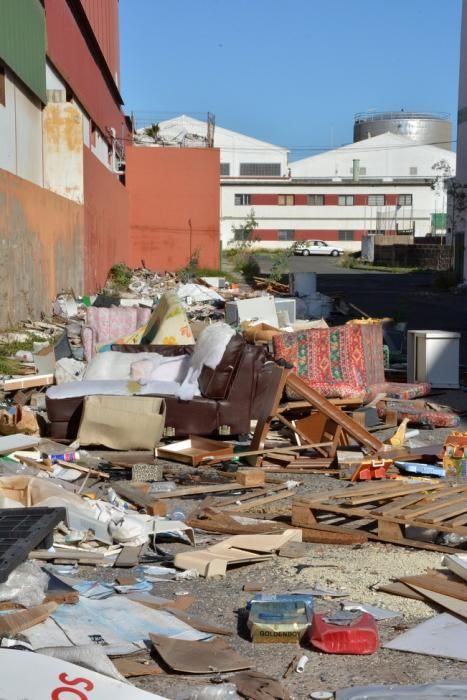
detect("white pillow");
top-left (131, 355), bottom-right (190, 384)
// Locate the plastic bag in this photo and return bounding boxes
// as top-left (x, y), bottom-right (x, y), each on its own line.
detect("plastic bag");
top-left (0, 561), bottom-right (48, 607)
top-left (176, 684), bottom-right (240, 700)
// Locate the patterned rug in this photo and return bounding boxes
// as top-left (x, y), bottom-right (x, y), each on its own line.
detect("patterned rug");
top-left (273, 324), bottom-right (430, 402)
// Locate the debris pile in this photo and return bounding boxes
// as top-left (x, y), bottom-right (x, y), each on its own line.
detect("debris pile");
top-left (0, 263), bottom-right (464, 697)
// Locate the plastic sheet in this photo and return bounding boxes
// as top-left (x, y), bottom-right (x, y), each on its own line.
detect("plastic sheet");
top-left (0, 561), bottom-right (47, 607)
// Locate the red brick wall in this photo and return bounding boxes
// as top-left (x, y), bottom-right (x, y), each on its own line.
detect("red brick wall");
top-left (126, 147), bottom-right (220, 271)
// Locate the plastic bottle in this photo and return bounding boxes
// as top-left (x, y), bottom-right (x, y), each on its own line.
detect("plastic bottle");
top-left (175, 684), bottom-right (240, 700)
top-left (169, 508), bottom-right (187, 521)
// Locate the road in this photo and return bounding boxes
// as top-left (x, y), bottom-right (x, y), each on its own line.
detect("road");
top-left (257, 253), bottom-right (467, 365)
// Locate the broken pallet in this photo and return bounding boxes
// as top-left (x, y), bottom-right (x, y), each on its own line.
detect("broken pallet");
top-left (292, 480), bottom-right (467, 553)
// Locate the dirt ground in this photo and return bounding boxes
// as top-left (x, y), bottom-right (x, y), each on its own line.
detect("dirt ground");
top-left (80, 397), bottom-right (467, 699)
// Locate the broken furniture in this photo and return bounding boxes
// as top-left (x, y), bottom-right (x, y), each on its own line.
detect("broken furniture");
top-left (407, 330), bottom-right (460, 389)
top-left (46, 334), bottom-right (272, 439)
top-left (156, 436), bottom-right (234, 466)
top-left (377, 399), bottom-right (460, 428)
top-left (273, 323), bottom-right (431, 402)
top-left (292, 480), bottom-right (467, 553)
top-left (0, 507), bottom-right (65, 582)
top-left (82, 306), bottom-right (152, 360)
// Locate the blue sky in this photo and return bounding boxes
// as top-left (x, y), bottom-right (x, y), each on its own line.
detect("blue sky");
top-left (119, 0), bottom-right (462, 159)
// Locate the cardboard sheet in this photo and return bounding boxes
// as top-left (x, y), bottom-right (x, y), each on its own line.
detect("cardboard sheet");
top-left (150, 633), bottom-right (251, 673)
top-left (174, 529), bottom-right (301, 578)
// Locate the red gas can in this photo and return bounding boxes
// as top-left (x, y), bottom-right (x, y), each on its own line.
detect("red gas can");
top-left (310, 611), bottom-right (379, 655)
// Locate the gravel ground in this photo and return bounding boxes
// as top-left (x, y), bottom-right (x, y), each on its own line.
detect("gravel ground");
top-left (80, 403), bottom-right (467, 699)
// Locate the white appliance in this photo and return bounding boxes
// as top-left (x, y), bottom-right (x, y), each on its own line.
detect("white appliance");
top-left (407, 330), bottom-right (460, 389)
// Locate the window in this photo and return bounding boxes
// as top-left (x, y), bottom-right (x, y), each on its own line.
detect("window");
top-left (368, 194), bottom-right (385, 206)
top-left (233, 228), bottom-right (246, 241)
top-left (240, 163), bottom-right (281, 176)
top-left (0, 65), bottom-right (5, 107)
top-left (339, 231), bottom-right (354, 241)
top-left (308, 194), bottom-right (325, 205)
top-left (338, 195), bottom-right (354, 206)
top-left (409, 166), bottom-right (418, 176)
top-left (278, 230), bottom-right (294, 241)
top-left (220, 163), bottom-right (230, 176)
top-left (398, 194), bottom-right (412, 206)
top-left (234, 194), bottom-right (251, 206)
top-left (278, 194), bottom-right (294, 206)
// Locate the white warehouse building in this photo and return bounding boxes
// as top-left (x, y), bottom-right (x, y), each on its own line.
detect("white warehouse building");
top-left (145, 115), bottom-right (456, 252)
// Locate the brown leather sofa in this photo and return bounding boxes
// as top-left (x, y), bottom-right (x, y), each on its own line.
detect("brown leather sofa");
top-left (46, 335), bottom-right (273, 440)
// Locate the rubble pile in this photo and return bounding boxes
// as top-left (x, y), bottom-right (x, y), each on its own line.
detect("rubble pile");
top-left (0, 264), bottom-right (465, 698)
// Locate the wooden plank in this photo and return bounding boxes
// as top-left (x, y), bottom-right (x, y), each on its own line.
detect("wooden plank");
top-left (398, 487), bottom-right (467, 520)
top-left (422, 502), bottom-right (467, 524)
top-left (208, 484), bottom-right (290, 508)
top-left (286, 373), bottom-right (384, 453)
top-left (247, 366), bottom-right (290, 467)
top-left (371, 492), bottom-right (430, 516)
top-left (401, 574), bottom-right (467, 602)
top-left (226, 490), bottom-right (295, 512)
top-left (377, 582), bottom-right (426, 601)
top-left (447, 513), bottom-right (467, 528)
top-left (346, 483), bottom-right (446, 506)
top-left (156, 483), bottom-right (264, 499)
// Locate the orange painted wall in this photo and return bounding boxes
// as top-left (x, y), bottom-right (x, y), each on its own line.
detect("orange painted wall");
top-left (0, 167), bottom-right (84, 327)
top-left (83, 147), bottom-right (129, 292)
top-left (126, 146), bottom-right (220, 271)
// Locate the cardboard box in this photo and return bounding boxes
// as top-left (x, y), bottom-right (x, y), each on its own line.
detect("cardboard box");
top-left (78, 396), bottom-right (165, 450)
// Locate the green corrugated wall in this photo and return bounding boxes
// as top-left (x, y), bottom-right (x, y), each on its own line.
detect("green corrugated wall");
top-left (0, 0), bottom-right (47, 103)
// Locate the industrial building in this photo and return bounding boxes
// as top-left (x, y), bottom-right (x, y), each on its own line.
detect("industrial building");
top-left (152, 114), bottom-right (455, 251)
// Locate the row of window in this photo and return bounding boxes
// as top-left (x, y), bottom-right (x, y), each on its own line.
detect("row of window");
top-left (222, 165), bottom-right (420, 177)
top-left (221, 163), bottom-right (282, 177)
top-left (234, 193), bottom-right (413, 206)
top-left (234, 229), bottom-right (358, 242)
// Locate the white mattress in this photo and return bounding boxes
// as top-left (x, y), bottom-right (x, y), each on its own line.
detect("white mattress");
top-left (47, 379), bottom-right (181, 400)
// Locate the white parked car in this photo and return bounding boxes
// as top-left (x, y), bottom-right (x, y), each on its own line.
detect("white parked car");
top-left (292, 240), bottom-right (343, 257)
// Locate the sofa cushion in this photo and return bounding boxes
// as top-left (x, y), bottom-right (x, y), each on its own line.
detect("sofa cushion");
top-left (198, 335), bottom-right (245, 400)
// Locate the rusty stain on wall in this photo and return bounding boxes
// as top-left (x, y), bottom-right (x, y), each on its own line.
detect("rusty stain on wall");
top-left (0, 167), bottom-right (84, 328)
top-left (83, 147), bottom-right (129, 292)
top-left (43, 102), bottom-right (84, 203)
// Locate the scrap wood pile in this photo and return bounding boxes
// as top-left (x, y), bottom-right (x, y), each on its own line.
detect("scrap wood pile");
top-left (0, 264), bottom-right (466, 695)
